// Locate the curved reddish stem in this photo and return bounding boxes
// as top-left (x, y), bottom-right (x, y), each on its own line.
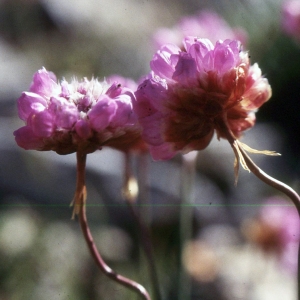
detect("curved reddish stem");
top-left (216, 117), bottom-right (300, 216)
top-left (236, 142), bottom-right (300, 215)
top-left (79, 204), bottom-right (151, 300)
top-left (216, 117), bottom-right (300, 300)
top-left (75, 151), bottom-right (151, 300)
top-left (235, 141), bottom-right (300, 300)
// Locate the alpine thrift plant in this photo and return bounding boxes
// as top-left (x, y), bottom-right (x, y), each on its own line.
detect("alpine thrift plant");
top-left (134, 36), bottom-right (300, 299)
top-left (14, 67), bottom-right (144, 213)
top-left (12, 37), bottom-right (300, 300)
top-left (13, 67), bottom-right (151, 300)
top-left (13, 67), bottom-right (148, 214)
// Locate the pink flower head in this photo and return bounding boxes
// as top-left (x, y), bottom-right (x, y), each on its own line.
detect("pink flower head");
top-left (153, 10), bottom-right (247, 50)
top-left (247, 198), bottom-right (300, 274)
top-left (134, 38), bottom-right (271, 160)
top-left (14, 68), bottom-right (141, 155)
top-left (282, 0), bottom-right (300, 41)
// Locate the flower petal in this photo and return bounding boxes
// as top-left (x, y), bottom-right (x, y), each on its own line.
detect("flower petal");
top-left (139, 112), bottom-right (164, 146)
top-left (110, 95), bottom-right (134, 127)
top-left (29, 110), bottom-right (55, 137)
top-left (172, 53), bottom-right (198, 84)
top-left (187, 38), bottom-right (214, 72)
top-left (14, 126), bottom-right (45, 150)
top-left (49, 96), bottom-right (79, 129)
top-left (242, 64), bottom-right (272, 110)
top-left (29, 67), bottom-right (59, 97)
top-left (150, 44), bottom-right (181, 80)
top-left (17, 92), bottom-right (47, 121)
top-left (134, 78), bottom-right (168, 117)
top-left (213, 41), bottom-right (236, 74)
top-left (88, 96), bottom-right (117, 131)
top-left (149, 143), bottom-right (177, 160)
top-left (75, 120), bottom-right (92, 139)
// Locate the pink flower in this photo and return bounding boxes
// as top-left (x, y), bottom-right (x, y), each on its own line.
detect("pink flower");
top-left (133, 38), bottom-right (271, 160)
top-left (153, 10), bottom-right (247, 50)
top-left (282, 0), bottom-right (300, 41)
top-left (14, 68), bottom-right (141, 155)
top-left (245, 198), bottom-right (300, 274)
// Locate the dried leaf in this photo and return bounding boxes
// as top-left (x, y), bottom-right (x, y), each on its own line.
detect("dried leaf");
top-left (238, 141), bottom-right (281, 156)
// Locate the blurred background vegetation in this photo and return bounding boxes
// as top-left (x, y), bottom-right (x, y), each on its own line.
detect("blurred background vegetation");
top-left (0, 0), bottom-right (300, 299)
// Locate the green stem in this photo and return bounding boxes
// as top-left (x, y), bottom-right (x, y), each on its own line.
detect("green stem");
top-left (123, 153), bottom-right (162, 300)
top-left (178, 151), bottom-right (197, 300)
top-left (137, 153), bottom-right (151, 226)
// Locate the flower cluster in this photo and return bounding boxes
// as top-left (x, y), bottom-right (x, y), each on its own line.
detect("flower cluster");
top-left (244, 198), bottom-right (300, 274)
top-left (13, 11), bottom-right (300, 300)
top-left (153, 10), bottom-right (247, 50)
top-left (282, 0), bottom-right (300, 41)
top-left (14, 68), bottom-right (143, 155)
top-left (133, 37), bottom-right (272, 160)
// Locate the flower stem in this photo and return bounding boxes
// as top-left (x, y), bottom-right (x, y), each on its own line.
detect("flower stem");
top-left (137, 153), bottom-right (151, 226)
top-left (179, 151), bottom-right (198, 300)
top-left (235, 143), bottom-right (300, 300)
top-left (75, 151), bottom-right (151, 300)
top-left (72, 151), bottom-right (88, 218)
top-left (123, 152), bottom-right (161, 300)
top-left (217, 117), bottom-right (300, 300)
top-left (217, 117), bottom-right (300, 216)
top-left (236, 142), bottom-right (300, 215)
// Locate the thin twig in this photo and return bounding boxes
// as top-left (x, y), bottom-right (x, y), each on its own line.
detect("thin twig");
top-left (75, 151), bottom-right (151, 300)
